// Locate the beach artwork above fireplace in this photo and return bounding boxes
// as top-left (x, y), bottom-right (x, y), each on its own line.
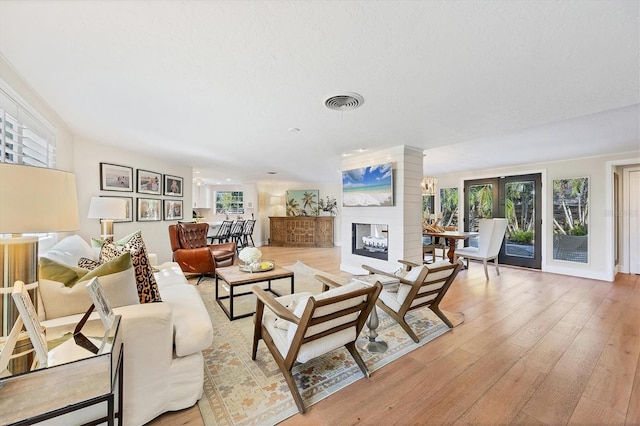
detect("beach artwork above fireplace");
top-left (342, 162), bottom-right (393, 207)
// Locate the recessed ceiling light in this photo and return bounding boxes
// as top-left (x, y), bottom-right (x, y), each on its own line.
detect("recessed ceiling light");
top-left (194, 171), bottom-right (201, 174)
top-left (357, 148), bottom-right (367, 153)
top-left (225, 178), bottom-right (231, 181)
top-left (288, 127), bottom-right (300, 132)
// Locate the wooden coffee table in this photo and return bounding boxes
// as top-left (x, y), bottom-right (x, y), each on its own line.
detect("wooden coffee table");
top-left (215, 265), bottom-right (294, 321)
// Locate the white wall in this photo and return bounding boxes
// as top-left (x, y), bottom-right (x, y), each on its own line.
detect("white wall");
top-left (74, 138), bottom-right (192, 263)
top-left (340, 145), bottom-right (423, 274)
top-left (434, 151), bottom-right (640, 281)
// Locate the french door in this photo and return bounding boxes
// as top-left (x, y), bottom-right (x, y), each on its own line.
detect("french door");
top-left (464, 174), bottom-right (542, 269)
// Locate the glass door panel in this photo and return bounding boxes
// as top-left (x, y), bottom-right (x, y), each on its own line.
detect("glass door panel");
top-left (502, 176), bottom-right (540, 268)
top-left (464, 174), bottom-right (541, 269)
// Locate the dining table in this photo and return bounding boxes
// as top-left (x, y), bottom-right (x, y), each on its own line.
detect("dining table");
top-left (423, 230), bottom-right (479, 264)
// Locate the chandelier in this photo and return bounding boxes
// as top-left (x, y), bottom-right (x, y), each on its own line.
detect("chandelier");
top-left (421, 177), bottom-right (438, 196)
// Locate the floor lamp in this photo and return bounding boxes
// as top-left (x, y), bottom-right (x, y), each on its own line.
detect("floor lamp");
top-left (0, 164), bottom-right (79, 340)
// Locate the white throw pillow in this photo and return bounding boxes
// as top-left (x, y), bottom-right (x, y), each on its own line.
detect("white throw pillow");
top-left (404, 265), bottom-right (426, 282)
top-left (41, 235), bottom-right (97, 266)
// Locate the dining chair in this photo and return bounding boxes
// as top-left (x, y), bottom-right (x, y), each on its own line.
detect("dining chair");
top-left (251, 280), bottom-right (382, 414)
top-left (210, 220), bottom-right (233, 244)
top-left (241, 219), bottom-right (256, 248)
top-left (454, 218), bottom-right (508, 280)
top-left (229, 220), bottom-right (245, 251)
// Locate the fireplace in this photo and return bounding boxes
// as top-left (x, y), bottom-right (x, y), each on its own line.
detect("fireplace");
top-left (352, 223), bottom-right (388, 261)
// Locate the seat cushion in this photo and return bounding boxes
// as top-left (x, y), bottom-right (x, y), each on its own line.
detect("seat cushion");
top-left (288, 282), bottom-right (368, 363)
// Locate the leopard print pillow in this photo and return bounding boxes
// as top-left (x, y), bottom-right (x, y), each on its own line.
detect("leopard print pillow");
top-left (100, 231), bottom-right (161, 303)
top-left (78, 257), bottom-right (101, 270)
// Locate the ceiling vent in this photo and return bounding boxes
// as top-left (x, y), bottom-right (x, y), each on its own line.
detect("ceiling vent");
top-left (324, 92), bottom-right (364, 111)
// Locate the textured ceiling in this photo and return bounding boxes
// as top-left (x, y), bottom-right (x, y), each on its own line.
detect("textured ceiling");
top-left (0, 1), bottom-right (638, 184)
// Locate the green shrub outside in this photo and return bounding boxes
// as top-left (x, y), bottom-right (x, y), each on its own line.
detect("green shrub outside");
top-left (508, 230), bottom-right (534, 244)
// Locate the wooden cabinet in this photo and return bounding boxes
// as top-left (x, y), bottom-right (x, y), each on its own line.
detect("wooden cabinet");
top-left (269, 216), bottom-right (334, 247)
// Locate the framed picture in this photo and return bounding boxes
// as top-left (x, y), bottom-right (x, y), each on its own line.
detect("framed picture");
top-left (86, 277), bottom-right (115, 329)
top-left (164, 199), bottom-right (183, 221)
top-left (285, 189), bottom-right (319, 216)
top-left (342, 162), bottom-right (393, 207)
top-left (164, 174), bottom-right (183, 197)
top-left (136, 198), bottom-right (162, 221)
top-left (101, 196), bottom-right (133, 222)
top-left (100, 163), bottom-right (133, 192)
top-left (136, 169), bottom-right (162, 195)
top-left (11, 281), bottom-right (48, 367)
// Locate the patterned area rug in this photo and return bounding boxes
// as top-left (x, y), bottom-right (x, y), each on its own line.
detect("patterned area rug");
top-left (194, 261), bottom-right (449, 425)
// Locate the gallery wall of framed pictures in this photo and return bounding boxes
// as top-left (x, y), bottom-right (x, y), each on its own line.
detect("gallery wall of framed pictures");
top-left (99, 162), bottom-right (185, 222)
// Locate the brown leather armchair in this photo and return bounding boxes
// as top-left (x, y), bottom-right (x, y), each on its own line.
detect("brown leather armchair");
top-left (168, 223), bottom-right (236, 284)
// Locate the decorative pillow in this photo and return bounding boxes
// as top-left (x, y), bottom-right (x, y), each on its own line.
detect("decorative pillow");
top-left (404, 265), bottom-right (426, 282)
top-left (40, 257), bottom-right (89, 287)
top-left (78, 257), bottom-right (101, 270)
top-left (91, 236), bottom-right (113, 258)
top-left (273, 300), bottom-right (297, 330)
top-left (41, 235), bottom-right (97, 266)
top-left (100, 231), bottom-right (162, 303)
top-left (38, 252), bottom-right (140, 320)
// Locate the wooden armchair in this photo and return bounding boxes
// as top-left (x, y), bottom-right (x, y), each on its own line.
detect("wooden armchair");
top-left (251, 280), bottom-right (382, 414)
top-left (168, 223), bottom-right (236, 284)
top-left (362, 259), bottom-right (463, 343)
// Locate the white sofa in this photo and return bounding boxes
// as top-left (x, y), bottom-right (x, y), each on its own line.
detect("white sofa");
top-left (37, 235), bottom-right (213, 425)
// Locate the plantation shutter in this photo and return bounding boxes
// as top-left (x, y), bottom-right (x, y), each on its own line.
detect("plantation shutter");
top-left (0, 88), bottom-right (56, 168)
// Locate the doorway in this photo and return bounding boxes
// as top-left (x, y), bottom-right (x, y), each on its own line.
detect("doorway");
top-left (464, 174), bottom-right (542, 269)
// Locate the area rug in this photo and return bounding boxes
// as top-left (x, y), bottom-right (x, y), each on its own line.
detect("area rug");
top-left (194, 261), bottom-right (449, 425)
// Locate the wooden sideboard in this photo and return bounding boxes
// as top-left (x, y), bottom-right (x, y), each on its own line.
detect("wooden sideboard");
top-left (269, 216), bottom-right (334, 247)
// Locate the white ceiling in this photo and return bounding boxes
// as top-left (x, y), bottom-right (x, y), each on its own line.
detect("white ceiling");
top-left (0, 1), bottom-right (638, 185)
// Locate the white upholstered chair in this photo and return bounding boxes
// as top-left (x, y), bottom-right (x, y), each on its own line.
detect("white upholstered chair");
top-left (251, 280), bottom-right (382, 414)
top-left (455, 218), bottom-right (508, 280)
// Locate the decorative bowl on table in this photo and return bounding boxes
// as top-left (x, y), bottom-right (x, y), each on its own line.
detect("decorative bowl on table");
top-left (239, 259), bottom-right (275, 273)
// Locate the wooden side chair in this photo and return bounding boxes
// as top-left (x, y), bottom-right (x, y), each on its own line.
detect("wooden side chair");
top-left (210, 220), bottom-right (233, 244)
top-left (362, 259), bottom-right (463, 343)
top-left (241, 219), bottom-right (256, 247)
top-left (229, 220), bottom-right (245, 251)
top-left (251, 280), bottom-right (382, 414)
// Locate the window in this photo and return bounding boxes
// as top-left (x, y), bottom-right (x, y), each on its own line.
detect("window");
top-left (1, 83), bottom-right (57, 248)
top-left (215, 191), bottom-right (244, 214)
top-left (1, 85), bottom-right (56, 167)
top-left (440, 187), bottom-right (459, 228)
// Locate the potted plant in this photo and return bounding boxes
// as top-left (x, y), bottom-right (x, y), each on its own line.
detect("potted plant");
top-left (318, 196), bottom-right (338, 216)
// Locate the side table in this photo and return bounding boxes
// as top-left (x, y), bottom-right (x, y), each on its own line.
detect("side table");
top-left (350, 274), bottom-right (400, 353)
top-left (0, 316), bottom-right (123, 425)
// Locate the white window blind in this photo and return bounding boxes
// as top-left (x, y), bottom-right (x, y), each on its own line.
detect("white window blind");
top-left (0, 87), bottom-right (56, 168)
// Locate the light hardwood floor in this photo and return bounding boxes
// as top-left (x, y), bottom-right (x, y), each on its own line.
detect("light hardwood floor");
top-left (148, 246), bottom-right (640, 425)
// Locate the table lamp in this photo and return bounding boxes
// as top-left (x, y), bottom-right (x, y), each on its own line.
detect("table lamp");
top-left (87, 197), bottom-right (128, 240)
top-left (0, 163), bottom-right (79, 337)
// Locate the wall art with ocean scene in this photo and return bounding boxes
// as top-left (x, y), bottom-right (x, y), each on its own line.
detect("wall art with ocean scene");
top-left (342, 162), bottom-right (394, 207)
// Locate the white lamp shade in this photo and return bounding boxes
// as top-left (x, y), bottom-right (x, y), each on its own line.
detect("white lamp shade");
top-left (88, 197), bottom-right (128, 220)
top-left (269, 196), bottom-right (281, 205)
top-left (0, 164), bottom-right (80, 233)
